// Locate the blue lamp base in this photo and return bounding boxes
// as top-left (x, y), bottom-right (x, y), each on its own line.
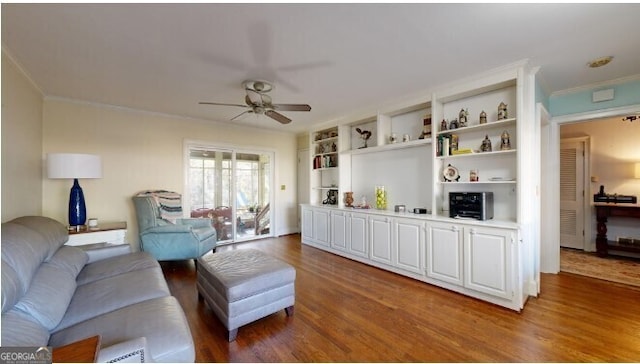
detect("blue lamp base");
top-left (69, 178), bottom-right (87, 227)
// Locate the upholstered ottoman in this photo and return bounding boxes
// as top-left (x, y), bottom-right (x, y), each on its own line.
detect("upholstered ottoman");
top-left (196, 249), bottom-right (296, 341)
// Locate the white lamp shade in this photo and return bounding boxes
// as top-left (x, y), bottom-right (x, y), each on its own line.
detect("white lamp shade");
top-left (47, 153), bottom-right (102, 179)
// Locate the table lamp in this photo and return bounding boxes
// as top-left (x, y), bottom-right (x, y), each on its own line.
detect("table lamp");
top-left (47, 153), bottom-right (102, 228)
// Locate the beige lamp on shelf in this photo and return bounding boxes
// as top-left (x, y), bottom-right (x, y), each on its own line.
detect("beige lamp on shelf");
top-left (635, 163), bottom-right (640, 179)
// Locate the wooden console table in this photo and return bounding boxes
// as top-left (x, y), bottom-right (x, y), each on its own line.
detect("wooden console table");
top-left (53, 335), bottom-right (101, 362)
top-left (594, 204), bottom-right (640, 257)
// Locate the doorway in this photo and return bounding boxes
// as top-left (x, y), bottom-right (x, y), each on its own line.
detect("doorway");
top-left (185, 144), bottom-right (274, 244)
top-left (541, 103), bottom-right (640, 274)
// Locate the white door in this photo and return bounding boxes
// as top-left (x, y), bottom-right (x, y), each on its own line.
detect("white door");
top-left (297, 149), bottom-right (310, 232)
top-left (559, 140), bottom-right (585, 250)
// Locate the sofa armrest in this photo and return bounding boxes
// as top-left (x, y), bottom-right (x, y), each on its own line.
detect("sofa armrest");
top-left (79, 243), bottom-right (132, 263)
top-left (177, 217), bottom-right (212, 229)
top-left (97, 337), bottom-right (151, 363)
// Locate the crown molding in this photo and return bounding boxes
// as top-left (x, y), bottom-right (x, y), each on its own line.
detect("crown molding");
top-left (550, 74), bottom-right (640, 97)
top-left (2, 44), bottom-right (44, 96)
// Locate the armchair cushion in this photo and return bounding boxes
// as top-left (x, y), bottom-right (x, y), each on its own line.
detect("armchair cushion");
top-left (177, 217), bottom-right (212, 229)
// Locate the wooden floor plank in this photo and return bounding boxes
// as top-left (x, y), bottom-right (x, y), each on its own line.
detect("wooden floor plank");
top-left (160, 234), bottom-right (640, 362)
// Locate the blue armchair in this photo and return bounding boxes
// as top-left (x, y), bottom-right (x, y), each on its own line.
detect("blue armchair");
top-left (132, 191), bottom-right (216, 261)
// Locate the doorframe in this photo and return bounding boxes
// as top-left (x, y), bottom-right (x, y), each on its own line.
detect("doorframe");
top-left (559, 136), bottom-right (591, 251)
top-left (541, 104), bottom-right (640, 273)
top-left (183, 139), bottom-right (277, 243)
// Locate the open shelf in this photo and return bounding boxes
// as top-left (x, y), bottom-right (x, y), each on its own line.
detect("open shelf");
top-left (436, 118), bottom-right (516, 136)
top-left (437, 149), bottom-right (516, 160)
top-left (342, 138), bottom-right (431, 155)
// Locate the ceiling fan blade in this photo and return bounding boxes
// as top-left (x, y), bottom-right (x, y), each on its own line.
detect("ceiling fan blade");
top-left (265, 110), bottom-right (291, 124)
top-left (231, 110), bottom-right (253, 121)
top-left (273, 104), bottom-right (312, 112)
top-left (199, 101), bottom-right (248, 108)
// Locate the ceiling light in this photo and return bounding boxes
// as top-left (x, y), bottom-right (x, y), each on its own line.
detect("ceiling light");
top-left (587, 56), bottom-right (613, 68)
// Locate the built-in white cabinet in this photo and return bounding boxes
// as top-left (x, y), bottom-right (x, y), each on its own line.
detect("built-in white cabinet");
top-left (301, 204), bottom-right (523, 310)
top-left (302, 61), bottom-right (537, 312)
top-left (426, 221), bottom-right (464, 286)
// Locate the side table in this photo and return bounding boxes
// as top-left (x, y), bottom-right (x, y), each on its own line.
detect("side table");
top-left (52, 335), bottom-right (101, 363)
top-left (66, 221), bottom-right (127, 246)
top-left (594, 204), bottom-right (640, 257)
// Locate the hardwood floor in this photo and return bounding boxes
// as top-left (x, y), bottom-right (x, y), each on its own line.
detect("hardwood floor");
top-left (160, 234), bottom-right (640, 362)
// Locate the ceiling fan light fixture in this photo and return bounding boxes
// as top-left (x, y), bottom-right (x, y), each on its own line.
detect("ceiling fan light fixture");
top-left (242, 80), bottom-right (273, 93)
top-left (587, 56), bottom-right (613, 68)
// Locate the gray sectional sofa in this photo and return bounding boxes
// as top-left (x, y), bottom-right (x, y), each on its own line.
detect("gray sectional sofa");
top-left (1, 216), bottom-right (195, 362)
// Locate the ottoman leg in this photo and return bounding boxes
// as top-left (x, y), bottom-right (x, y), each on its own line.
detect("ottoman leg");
top-left (228, 329), bottom-right (238, 342)
top-left (285, 306), bottom-right (294, 316)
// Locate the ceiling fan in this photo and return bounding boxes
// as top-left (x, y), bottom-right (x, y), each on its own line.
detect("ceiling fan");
top-left (199, 80), bottom-right (311, 124)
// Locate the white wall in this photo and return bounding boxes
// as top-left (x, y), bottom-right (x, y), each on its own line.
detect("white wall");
top-left (1, 50), bottom-right (44, 222)
top-left (42, 99), bottom-right (299, 249)
top-left (561, 117), bottom-right (640, 244)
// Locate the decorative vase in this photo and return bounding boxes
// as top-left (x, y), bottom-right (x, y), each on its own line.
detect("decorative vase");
top-left (344, 192), bottom-right (354, 207)
top-left (68, 178), bottom-right (87, 227)
top-left (375, 186), bottom-right (387, 210)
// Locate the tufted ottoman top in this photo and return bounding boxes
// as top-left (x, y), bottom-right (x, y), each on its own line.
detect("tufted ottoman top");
top-left (197, 249), bottom-right (296, 303)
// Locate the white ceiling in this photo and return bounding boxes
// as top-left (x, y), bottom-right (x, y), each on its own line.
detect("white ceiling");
top-left (3, 3), bottom-right (640, 134)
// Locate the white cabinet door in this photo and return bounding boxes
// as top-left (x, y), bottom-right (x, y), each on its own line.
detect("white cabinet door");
top-left (370, 215), bottom-right (393, 266)
top-left (426, 222), bottom-right (463, 286)
top-left (331, 211), bottom-right (348, 251)
top-left (301, 206), bottom-right (315, 242)
top-left (464, 226), bottom-right (513, 299)
top-left (313, 208), bottom-right (331, 246)
top-left (394, 218), bottom-right (424, 275)
top-left (348, 212), bottom-right (368, 258)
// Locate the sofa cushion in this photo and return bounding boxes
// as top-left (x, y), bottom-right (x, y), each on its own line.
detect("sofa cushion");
top-left (49, 296), bottom-right (195, 363)
top-left (76, 251), bottom-right (159, 286)
top-left (1, 309), bottom-right (50, 346)
top-left (1, 223), bottom-right (53, 301)
top-left (48, 246), bottom-right (89, 277)
top-left (10, 216), bottom-right (69, 260)
top-left (1, 261), bottom-right (22, 313)
top-left (54, 267), bottom-right (170, 332)
top-left (13, 265), bottom-right (76, 330)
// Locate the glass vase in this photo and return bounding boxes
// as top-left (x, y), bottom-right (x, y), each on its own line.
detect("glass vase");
top-left (375, 186), bottom-right (387, 210)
